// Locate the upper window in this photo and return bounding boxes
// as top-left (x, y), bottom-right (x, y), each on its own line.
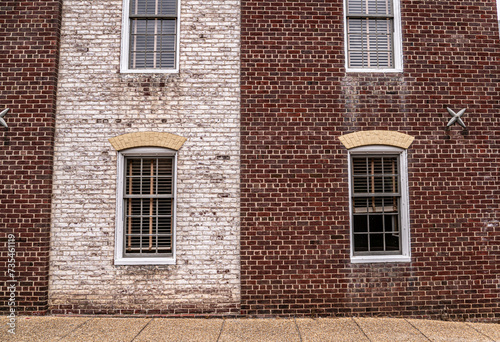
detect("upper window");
top-left (344, 0), bottom-right (402, 72)
top-left (115, 147), bottom-right (177, 265)
top-left (120, 0), bottom-right (180, 73)
top-left (349, 146), bottom-right (410, 263)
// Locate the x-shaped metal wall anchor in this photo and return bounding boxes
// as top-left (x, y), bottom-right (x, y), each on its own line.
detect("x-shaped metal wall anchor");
top-left (446, 107), bottom-right (466, 129)
top-left (0, 108), bottom-right (9, 128)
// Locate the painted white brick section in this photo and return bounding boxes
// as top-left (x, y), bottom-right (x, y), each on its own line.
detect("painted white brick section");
top-left (50, 0), bottom-right (240, 312)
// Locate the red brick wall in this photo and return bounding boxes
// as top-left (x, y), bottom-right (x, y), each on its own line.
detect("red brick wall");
top-left (0, 1), bottom-right (62, 314)
top-left (241, 0), bottom-right (500, 321)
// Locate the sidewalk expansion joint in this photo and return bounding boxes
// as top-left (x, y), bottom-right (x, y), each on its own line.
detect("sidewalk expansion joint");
top-left (404, 319), bottom-right (432, 342)
top-left (293, 317), bottom-right (303, 342)
top-left (466, 322), bottom-right (496, 342)
top-left (216, 317), bottom-right (226, 342)
top-left (351, 317), bottom-right (372, 342)
top-left (56, 317), bottom-right (94, 342)
top-left (131, 317), bottom-right (154, 342)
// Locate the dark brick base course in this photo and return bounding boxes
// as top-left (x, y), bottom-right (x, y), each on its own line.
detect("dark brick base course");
top-left (49, 304), bottom-right (241, 317)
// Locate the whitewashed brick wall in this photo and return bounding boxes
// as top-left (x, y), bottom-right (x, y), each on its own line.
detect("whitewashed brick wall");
top-left (49, 0), bottom-right (240, 313)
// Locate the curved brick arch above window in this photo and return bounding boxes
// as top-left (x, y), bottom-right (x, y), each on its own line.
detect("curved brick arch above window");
top-left (339, 130), bottom-right (414, 150)
top-left (108, 132), bottom-right (187, 151)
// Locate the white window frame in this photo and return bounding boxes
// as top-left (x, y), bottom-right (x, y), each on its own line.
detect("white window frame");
top-left (120, 0), bottom-right (181, 73)
top-left (497, 0), bottom-right (500, 38)
top-left (343, 0), bottom-right (403, 73)
top-left (114, 147), bottom-right (177, 265)
top-left (348, 145), bottom-right (410, 263)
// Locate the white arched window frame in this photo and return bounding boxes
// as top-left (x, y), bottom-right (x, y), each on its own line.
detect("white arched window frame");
top-left (348, 145), bottom-right (410, 263)
top-left (114, 147), bottom-right (177, 265)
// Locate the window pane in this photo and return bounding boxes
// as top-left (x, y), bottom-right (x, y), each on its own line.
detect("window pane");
top-left (385, 233), bottom-right (400, 251)
top-left (132, 0), bottom-right (147, 15)
top-left (157, 236), bottom-right (172, 253)
top-left (347, 18), bottom-right (394, 68)
top-left (354, 234), bottom-right (369, 252)
top-left (159, 35), bottom-right (176, 51)
top-left (145, 35), bottom-right (155, 51)
top-left (159, 0), bottom-right (177, 15)
top-left (347, 0), bottom-right (392, 16)
top-left (383, 156), bottom-right (398, 173)
top-left (353, 176), bottom-right (368, 193)
top-left (370, 234), bottom-right (384, 251)
top-left (353, 197), bottom-right (368, 213)
top-left (132, 0), bottom-right (177, 16)
top-left (382, 197), bottom-right (398, 213)
top-left (370, 197), bottom-right (383, 213)
top-left (352, 156), bottom-right (367, 175)
top-left (145, 52), bottom-right (155, 68)
top-left (369, 215), bottom-right (383, 232)
top-left (129, 19), bottom-right (176, 69)
top-left (157, 177), bottom-right (172, 195)
top-left (132, 35), bottom-right (146, 51)
top-left (161, 20), bottom-right (176, 34)
top-left (370, 176), bottom-right (383, 193)
top-left (369, 157), bottom-right (382, 174)
top-left (347, 0), bottom-right (363, 14)
top-left (353, 215), bottom-right (368, 232)
top-left (160, 53), bottom-right (176, 69)
top-left (384, 175), bottom-right (397, 193)
top-left (157, 158), bottom-right (173, 175)
top-left (384, 214), bottom-right (397, 232)
top-left (348, 51), bottom-right (365, 68)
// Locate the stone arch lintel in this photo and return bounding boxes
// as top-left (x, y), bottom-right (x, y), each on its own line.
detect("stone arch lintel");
top-left (339, 130), bottom-right (414, 150)
top-left (108, 132), bottom-right (187, 151)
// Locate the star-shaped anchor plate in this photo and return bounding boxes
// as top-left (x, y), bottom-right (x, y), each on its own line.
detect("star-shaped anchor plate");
top-left (446, 107), bottom-right (466, 129)
top-left (0, 108), bottom-right (9, 128)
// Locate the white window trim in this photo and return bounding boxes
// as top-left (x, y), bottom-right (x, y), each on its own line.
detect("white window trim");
top-left (114, 147), bottom-right (177, 265)
top-left (348, 145), bottom-right (410, 263)
top-left (120, 0), bottom-right (181, 73)
top-left (497, 0), bottom-right (500, 38)
top-left (343, 0), bottom-right (403, 73)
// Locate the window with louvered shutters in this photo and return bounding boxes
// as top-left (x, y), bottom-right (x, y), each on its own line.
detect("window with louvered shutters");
top-left (346, 0), bottom-right (395, 69)
top-left (114, 147), bottom-right (177, 265)
top-left (348, 145), bottom-right (411, 263)
top-left (124, 156), bottom-right (174, 256)
top-left (123, 0), bottom-right (178, 71)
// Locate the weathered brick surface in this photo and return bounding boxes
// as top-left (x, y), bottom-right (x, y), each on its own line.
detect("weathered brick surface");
top-left (49, 0), bottom-right (240, 315)
top-left (0, 1), bottom-right (62, 314)
top-left (241, 0), bottom-right (500, 321)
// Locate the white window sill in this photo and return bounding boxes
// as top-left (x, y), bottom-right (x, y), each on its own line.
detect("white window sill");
top-left (346, 68), bottom-right (403, 73)
top-left (114, 257), bottom-right (176, 266)
top-left (120, 68), bottom-right (179, 74)
top-left (350, 255), bottom-right (411, 264)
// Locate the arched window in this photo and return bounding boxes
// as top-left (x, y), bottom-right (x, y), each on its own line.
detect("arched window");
top-left (109, 132), bottom-right (186, 265)
top-left (340, 130), bottom-right (413, 263)
top-left (115, 147), bottom-right (177, 265)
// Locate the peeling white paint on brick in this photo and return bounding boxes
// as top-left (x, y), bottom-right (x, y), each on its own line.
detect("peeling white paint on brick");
top-left (50, 0), bottom-right (240, 312)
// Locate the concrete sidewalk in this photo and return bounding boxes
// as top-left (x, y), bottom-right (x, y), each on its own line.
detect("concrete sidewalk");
top-left (1, 316), bottom-right (499, 342)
